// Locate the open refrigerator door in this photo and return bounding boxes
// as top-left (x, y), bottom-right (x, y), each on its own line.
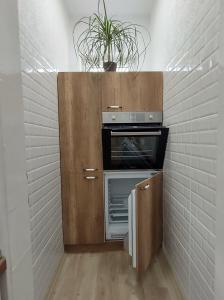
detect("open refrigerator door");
top-left (128, 189), bottom-right (137, 268)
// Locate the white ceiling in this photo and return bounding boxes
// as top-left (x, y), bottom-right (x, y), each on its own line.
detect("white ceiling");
top-left (65, 0), bottom-right (153, 18)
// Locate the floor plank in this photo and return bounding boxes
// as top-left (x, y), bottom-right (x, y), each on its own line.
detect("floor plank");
top-left (47, 251), bottom-right (184, 300)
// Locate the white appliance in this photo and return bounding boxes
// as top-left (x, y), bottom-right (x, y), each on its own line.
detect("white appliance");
top-left (104, 170), bottom-right (157, 241)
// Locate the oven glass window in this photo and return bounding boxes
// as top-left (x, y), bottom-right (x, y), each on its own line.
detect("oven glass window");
top-left (111, 135), bottom-right (160, 169)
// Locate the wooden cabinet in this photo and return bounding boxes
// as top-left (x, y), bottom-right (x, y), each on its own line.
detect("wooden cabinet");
top-left (137, 72), bottom-right (163, 112)
top-left (61, 171), bottom-right (104, 245)
top-left (102, 72), bottom-right (163, 112)
top-left (58, 73), bottom-right (104, 245)
top-left (129, 172), bottom-right (163, 275)
top-left (58, 72), bottom-right (164, 248)
top-left (101, 72), bottom-right (122, 111)
top-left (120, 73), bottom-right (139, 111)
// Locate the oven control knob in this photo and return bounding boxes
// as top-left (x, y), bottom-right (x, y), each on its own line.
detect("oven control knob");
top-left (112, 115), bottom-right (116, 121)
top-left (149, 114), bottom-right (154, 120)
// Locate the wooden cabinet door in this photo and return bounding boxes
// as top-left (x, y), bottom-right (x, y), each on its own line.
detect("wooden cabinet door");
top-left (101, 72), bottom-right (163, 112)
top-left (120, 72), bottom-right (140, 111)
top-left (120, 72), bottom-right (163, 112)
top-left (135, 172), bottom-right (163, 274)
top-left (152, 173), bottom-right (163, 255)
top-left (58, 72), bottom-right (103, 172)
top-left (58, 72), bottom-right (104, 245)
top-left (61, 171), bottom-right (104, 245)
top-left (101, 73), bottom-right (122, 112)
top-left (138, 72), bottom-right (163, 112)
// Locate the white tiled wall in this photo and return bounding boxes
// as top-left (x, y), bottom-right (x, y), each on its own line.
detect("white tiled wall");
top-left (149, 1), bottom-right (220, 300)
top-left (18, 1), bottom-right (71, 299)
top-left (215, 2), bottom-right (224, 299)
top-left (20, 33), bottom-right (63, 300)
top-left (0, 0), bottom-right (34, 299)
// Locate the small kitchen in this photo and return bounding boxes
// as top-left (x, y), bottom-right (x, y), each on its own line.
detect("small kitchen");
top-left (57, 72), bottom-right (170, 276)
top-left (1, 0), bottom-right (221, 299)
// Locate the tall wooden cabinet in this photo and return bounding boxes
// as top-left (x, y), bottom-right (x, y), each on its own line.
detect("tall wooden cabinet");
top-left (58, 73), bottom-right (104, 245)
top-left (58, 72), bottom-right (164, 249)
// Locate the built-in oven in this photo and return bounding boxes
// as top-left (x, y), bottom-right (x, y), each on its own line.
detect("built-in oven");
top-left (102, 112), bottom-right (169, 170)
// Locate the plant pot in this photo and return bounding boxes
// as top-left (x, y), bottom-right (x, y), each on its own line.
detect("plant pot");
top-left (103, 62), bottom-right (117, 72)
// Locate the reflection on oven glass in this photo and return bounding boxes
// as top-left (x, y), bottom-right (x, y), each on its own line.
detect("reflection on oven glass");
top-left (111, 136), bottom-right (159, 169)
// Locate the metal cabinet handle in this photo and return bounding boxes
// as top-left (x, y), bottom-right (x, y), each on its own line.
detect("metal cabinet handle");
top-left (140, 184), bottom-right (150, 190)
top-left (83, 168), bottom-right (98, 172)
top-left (107, 105), bottom-right (122, 109)
top-left (84, 176), bottom-right (98, 180)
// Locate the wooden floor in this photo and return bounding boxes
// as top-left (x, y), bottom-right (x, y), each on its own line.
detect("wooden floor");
top-left (47, 250), bottom-right (184, 300)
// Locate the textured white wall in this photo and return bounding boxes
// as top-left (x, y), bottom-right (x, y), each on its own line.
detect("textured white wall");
top-left (19, 0), bottom-right (72, 71)
top-left (0, 0), bottom-right (34, 299)
top-left (17, 1), bottom-right (71, 299)
top-left (215, 1), bottom-right (224, 299)
top-left (149, 1), bottom-right (221, 300)
top-left (148, 0), bottom-right (219, 71)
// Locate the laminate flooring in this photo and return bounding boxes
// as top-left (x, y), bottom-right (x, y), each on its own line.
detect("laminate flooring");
top-left (47, 251), bottom-right (184, 300)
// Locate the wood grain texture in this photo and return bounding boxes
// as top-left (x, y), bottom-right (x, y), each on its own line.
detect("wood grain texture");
top-left (47, 251), bottom-right (184, 300)
top-left (0, 257), bottom-right (6, 274)
top-left (102, 72), bottom-right (163, 112)
top-left (58, 73), bottom-right (104, 245)
top-left (135, 172), bottom-right (163, 275)
top-left (58, 73), bottom-right (103, 172)
top-left (153, 173), bottom-right (163, 255)
top-left (101, 72), bottom-right (122, 111)
top-left (61, 171), bottom-right (104, 245)
top-left (137, 72), bottom-right (163, 112)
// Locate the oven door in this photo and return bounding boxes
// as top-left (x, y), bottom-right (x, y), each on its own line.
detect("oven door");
top-left (102, 127), bottom-right (169, 170)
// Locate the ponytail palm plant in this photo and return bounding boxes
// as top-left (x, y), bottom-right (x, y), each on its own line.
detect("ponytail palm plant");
top-left (73, 0), bottom-right (150, 71)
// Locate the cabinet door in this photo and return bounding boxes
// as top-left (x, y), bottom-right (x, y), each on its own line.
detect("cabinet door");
top-left (58, 73), bottom-right (104, 245)
top-left (61, 171), bottom-right (104, 245)
top-left (101, 72), bottom-right (163, 112)
top-left (101, 73), bottom-right (122, 112)
top-left (120, 72), bottom-right (140, 111)
top-left (135, 172), bottom-right (163, 274)
top-left (120, 72), bottom-right (163, 112)
top-left (59, 73), bottom-right (103, 171)
top-left (138, 72), bottom-right (163, 111)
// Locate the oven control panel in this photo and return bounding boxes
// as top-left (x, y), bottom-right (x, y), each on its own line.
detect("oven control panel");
top-left (102, 112), bottom-right (163, 124)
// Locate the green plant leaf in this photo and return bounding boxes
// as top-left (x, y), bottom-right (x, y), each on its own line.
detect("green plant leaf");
top-left (73, 0), bottom-right (150, 71)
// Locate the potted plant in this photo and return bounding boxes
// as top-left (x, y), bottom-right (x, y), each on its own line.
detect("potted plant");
top-left (73, 0), bottom-right (150, 71)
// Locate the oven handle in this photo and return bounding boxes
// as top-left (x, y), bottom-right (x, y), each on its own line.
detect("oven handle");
top-left (111, 131), bottom-right (162, 137)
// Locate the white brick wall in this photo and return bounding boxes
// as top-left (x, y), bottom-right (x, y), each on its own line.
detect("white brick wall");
top-left (215, 2), bottom-right (224, 299)
top-left (148, 0), bottom-right (221, 299)
top-left (159, 1), bottom-right (220, 300)
top-left (19, 26), bottom-right (63, 300)
top-left (18, 1), bottom-right (71, 299)
top-left (0, 0), bottom-right (34, 299)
